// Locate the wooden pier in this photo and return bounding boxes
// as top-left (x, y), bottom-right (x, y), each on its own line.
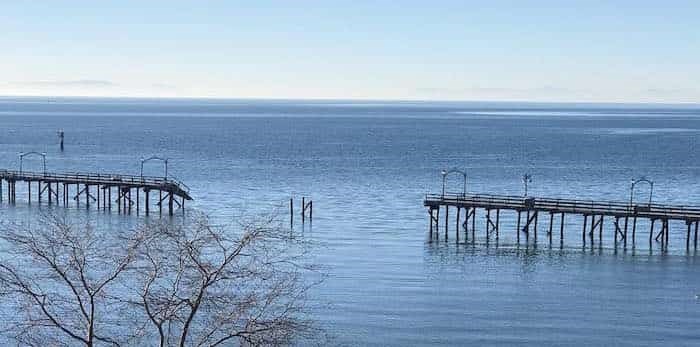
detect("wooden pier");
top-left (425, 193), bottom-right (700, 251)
top-left (0, 169), bottom-right (192, 216)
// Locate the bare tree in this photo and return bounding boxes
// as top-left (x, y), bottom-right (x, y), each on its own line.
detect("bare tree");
top-left (129, 213), bottom-right (321, 347)
top-left (0, 213), bottom-right (144, 347)
top-left (0, 211), bottom-right (322, 346)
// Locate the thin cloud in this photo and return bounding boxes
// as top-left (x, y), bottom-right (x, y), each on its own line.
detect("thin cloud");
top-left (12, 80), bottom-right (117, 87)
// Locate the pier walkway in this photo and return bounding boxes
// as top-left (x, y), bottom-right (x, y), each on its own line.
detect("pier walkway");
top-left (0, 169), bottom-right (192, 216)
top-left (425, 193), bottom-right (700, 251)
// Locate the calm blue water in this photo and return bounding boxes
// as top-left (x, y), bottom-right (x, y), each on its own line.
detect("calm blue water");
top-left (1, 97), bottom-right (700, 346)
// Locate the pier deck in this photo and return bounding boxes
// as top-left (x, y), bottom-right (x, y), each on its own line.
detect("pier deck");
top-left (425, 193), bottom-right (700, 251)
top-left (1, 169), bottom-right (192, 216)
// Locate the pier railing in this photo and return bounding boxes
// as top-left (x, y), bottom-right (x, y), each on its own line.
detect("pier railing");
top-left (0, 169), bottom-right (189, 194)
top-left (425, 193), bottom-right (700, 220)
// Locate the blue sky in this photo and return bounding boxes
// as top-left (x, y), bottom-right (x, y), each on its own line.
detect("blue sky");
top-left (1, 1), bottom-right (698, 102)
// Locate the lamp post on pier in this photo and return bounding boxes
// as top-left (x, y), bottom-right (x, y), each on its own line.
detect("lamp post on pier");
top-left (441, 168), bottom-right (467, 198)
top-left (19, 152), bottom-right (47, 174)
top-left (630, 177), bottom-right (654, 207)
top-left (522, 173), bottom-right (532, 197)
top-left (140, 156), bottom-right (169, 180)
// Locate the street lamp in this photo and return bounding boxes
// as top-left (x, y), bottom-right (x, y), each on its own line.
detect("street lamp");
top-left (441, 168), bottom-right (467, 197)
top-left (140, 156), bottom-right (169, 180)
top-left (630, 177), bottom-right (653, 207)
top-left (522, 173), bottom-right (532, 197)
top-left (19, 151), bottom-right (47, 174)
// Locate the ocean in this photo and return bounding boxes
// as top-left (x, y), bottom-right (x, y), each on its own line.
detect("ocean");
top-left (1, 97), bottom-right (699, 346)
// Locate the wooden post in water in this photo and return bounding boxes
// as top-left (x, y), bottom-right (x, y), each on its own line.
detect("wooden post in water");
top-left (435, 207), bottom-right (440, 240)
top-left (614, 216), bottom-right (620, 248)
top-left (582, 215), bottom-right (588, 247)
top-left (463, 208), bottom-right (469, 242)
top-left (495, 209), bottom-right (500, 241)
top-left (589, 215), bottom-right (595, 246)
top-left (444, 205), bottom-right (449, 239)
top-left (485, 209), bottom-right (490, 239)
top-left (455, 207), bottom-right (460, 241)
top-left (623, 216), bottom-right (629, 248)
top-left (516, 210), bottom-right (521, 243)
top-left (428, 208), bottom-right (433, 236)
top-left (548, 212), bottom-right (554, 244)
top-left (145, 189), bottom-right (150, 216)
top-left (290, 198), bottom-right (294, 227)
top-left (560, 213), bottom-right (565, 243)
top-left (649, 218), bottom-right (655, 249)
top-left (471, 207), bottom-right (475, 241)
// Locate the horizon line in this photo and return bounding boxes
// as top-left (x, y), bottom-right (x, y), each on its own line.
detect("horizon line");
top-left (1, 94), bottom-right (699, 107)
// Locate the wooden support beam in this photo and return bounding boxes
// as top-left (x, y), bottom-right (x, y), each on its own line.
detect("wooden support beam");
top-left (522, 210), bottom-right (538, 235)
top-left (534, 210), bottom-right (538, 242)
top-left (613, 217), bottom-right (622, 248)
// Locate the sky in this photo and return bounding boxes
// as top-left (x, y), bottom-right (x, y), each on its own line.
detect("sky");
top-left (1, 1), bottom-right (699, 103)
